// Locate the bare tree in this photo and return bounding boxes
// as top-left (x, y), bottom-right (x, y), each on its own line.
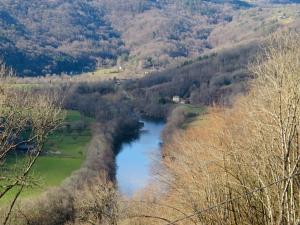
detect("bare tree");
top-left (72, 175), bottom-right (119, 225)
top-left (121, 31), bottom-right (300, 225)
top-left (0, 62), bottom-right (64, 224)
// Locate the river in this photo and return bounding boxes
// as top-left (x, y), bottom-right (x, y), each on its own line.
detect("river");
top-left (116, 120), bottom-right (165, 196)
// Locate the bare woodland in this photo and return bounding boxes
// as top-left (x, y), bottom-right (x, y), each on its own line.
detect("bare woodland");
top-left (115, 32), bottom-right (300, 225)
top-left (1, 31), bottom-right (300, 225)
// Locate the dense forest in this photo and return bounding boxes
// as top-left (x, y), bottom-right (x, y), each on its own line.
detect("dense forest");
top-left (0, 0), bottom-right (299, 75)
top-left (0, 0), bottom-right (125, 76)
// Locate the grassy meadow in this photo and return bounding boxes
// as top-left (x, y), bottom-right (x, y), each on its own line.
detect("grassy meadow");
top-left (0, 110), bottom-right (94, 204)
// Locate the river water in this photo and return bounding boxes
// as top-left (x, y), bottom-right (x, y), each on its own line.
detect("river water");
top-left (116, 120), bottom-right (165, 196)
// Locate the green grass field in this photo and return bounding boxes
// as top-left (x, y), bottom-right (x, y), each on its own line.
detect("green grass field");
top-left (0, 110), bottom-right (94, 204)
top-left (178, 105), bottom-right (205, 129)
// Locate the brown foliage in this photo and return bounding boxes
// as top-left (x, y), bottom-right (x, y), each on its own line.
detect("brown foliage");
top-left (71, 176), bottom-right (119, 225)
top-left (121, 31), bottom-right (300, 225)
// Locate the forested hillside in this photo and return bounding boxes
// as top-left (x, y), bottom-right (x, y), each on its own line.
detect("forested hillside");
top-left (0, 0), bottom-right (125, 76)
top-left (2, 31), bottom-right (300, 225)
top-left (0, 0), bottom-right (299, 76)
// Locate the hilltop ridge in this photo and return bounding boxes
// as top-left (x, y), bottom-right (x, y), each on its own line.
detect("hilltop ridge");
top-left (0, 0), bottom-right (299, 76)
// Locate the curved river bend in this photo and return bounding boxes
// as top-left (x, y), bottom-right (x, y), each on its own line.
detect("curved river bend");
top-left (116, 120), bottom-right (165, 196)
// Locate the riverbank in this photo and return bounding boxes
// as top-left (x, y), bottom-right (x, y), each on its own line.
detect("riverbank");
top-left (2, 115), bottom-right (142, 224)
top-left (1, 101), bottom-right (204, 225)
top-left (1, 70), bottom-right (203, 224)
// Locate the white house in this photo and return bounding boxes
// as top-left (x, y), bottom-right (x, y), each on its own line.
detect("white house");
top-left (172, 96), bottom-right (180, 103)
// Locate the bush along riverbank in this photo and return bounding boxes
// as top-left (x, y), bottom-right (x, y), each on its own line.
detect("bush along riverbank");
top-left (1, 112), bottom-right (142, 225)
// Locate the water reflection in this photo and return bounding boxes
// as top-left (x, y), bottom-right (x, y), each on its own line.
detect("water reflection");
top-left (116, 120), bottom-right (165, 196)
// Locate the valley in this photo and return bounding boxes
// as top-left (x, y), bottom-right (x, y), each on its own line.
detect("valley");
top-left (0, 0), bottom-right (300, 225)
